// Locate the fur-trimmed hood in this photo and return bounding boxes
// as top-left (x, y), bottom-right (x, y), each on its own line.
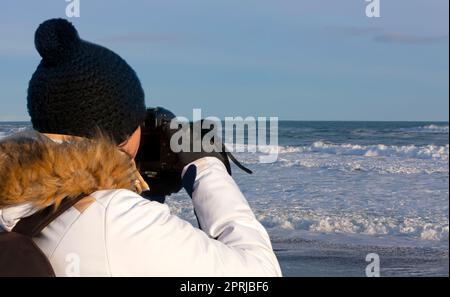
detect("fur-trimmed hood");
top-left (0, 131), bottom-right (142, 210)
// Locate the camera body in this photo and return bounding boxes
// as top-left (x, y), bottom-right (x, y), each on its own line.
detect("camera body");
top-left (136, 106), bottom-right (250, 198)
top-left (136, 107), bottom-right (183, 196)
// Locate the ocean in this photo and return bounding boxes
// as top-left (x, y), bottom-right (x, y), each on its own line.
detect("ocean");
top-left (1, 121), bottom-right (449, 276)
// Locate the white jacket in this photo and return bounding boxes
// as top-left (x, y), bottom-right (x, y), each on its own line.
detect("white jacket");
top-left (2, 157), bottom-right (281, 276)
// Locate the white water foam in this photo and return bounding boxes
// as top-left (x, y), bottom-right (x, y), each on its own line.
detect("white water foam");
top-left (0, 126), bottom-right (29, 140)
top-left (303, 142), bottom-right (448, 160)
top-left (167, 196), bottom-right (449, 244)
top-left (229, 142), bottom-right (449, 176)
top-left (400, 124), bottom-right (449, 134)
top-left (230, 142), bottom-right (449, 161)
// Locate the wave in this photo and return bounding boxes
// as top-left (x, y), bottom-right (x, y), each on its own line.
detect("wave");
top-left (305, 141), bottom-right (449, 161)
top-left (0, 126), bottom-right (30, 139)
top-left (280, 158), bottom-right (448, 174)
top-left (399, 125), bottom-right (449, 134)
top-left (257, 213), bottom-right (449, 242)
top-left (167, 198), bottom-right (449, 243)
top-left (231, 142), bottom-right (449, 161)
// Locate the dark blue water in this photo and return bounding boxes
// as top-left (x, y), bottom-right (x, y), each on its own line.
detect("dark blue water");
top-left (277, 121), bottom-right (449, 147)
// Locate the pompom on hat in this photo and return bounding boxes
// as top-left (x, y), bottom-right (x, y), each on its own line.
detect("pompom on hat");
top-left (27, 18), bottom-right (146, 144)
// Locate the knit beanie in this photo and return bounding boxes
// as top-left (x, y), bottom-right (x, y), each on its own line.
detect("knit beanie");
top-left (27, 18), bottom-right (146, 144)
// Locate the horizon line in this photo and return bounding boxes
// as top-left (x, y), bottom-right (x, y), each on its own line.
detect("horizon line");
top-left (1, 119), bottom-right (448, 123)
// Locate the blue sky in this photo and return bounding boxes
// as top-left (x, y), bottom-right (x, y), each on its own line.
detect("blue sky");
top-left (0, 0), bottom-right (448, 121)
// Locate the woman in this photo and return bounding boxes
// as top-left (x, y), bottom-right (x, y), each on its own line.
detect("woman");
top-left (0, 18), bottom-right (281, 277)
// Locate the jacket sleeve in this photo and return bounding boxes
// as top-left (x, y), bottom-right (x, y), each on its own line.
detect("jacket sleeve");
top-left (104, 157), bottom-right (282, 276)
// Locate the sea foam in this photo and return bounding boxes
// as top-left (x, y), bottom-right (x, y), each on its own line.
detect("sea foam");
top-left (232, 142), bottom-right (449, 161)
top-left (400, 124), bottom-right (449, 134)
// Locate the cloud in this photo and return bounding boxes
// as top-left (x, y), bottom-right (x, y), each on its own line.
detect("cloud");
top-left (373, 33), bottom-right (449, 44)
top-left (95, 33), bottom-right (182, 44)
top-left (325, 26), bottom-right (382, 36)
top-left (325, 26), bottom-right (448, 45)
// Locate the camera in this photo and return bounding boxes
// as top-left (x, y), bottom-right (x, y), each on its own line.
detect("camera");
top-left (136, 107), bottom-right (252, 198)
top-left (136, 107), bottom-right (184, 197)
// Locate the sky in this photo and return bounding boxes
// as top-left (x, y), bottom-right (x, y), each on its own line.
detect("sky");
top-left (0, 0), bottom-right (448, 121)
